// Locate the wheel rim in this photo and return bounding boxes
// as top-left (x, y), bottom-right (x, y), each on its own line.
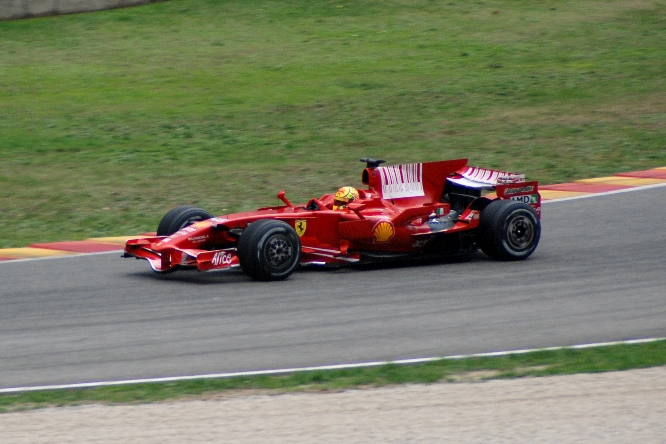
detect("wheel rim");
top-left (264, 234), bottom-right (293, 269)
top-left (506, 214), bottom-right (535, 251)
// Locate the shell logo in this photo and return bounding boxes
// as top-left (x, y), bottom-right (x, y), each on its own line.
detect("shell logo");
top-left (373, 221), bottom-right (395, 243)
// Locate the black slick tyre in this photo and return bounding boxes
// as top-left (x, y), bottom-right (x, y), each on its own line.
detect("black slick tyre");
top-left (237, 220), bottom-right (301, 281)
top-left (156, 206), bottom-right (213, 236)
top-left (477, 200), bottom-right (541, 261)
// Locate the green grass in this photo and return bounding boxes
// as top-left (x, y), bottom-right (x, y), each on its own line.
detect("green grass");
top-left (1, 340), bottom-right (665, 412)
top-left (1, 0), bottom-right (665, 247)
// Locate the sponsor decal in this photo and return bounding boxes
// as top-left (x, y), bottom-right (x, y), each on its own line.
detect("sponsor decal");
top-left (177, 226), bottom-right (198, 235)
top-left (377, 163), bottom-right (425, 199)
top-left (460, 167), bottom-right (524, 185)
top-left (497, 174), bottom-right (525, 184)
top-left (510, 194), bottom-right (539, 204)
top-left (412, 239), bottom-right (429, 248)
top-left (463, 210), bottom-right (480, 221)
top-left (211, 251), bottom-right (233, 266)
top-left (503, 185), bottom-right (535, 195)
top-left (373, 221), bottom-right (395, 243)
top-left (187, 235), bottom-right (209, 244)
top-left (160, 226), bottom-right (197, 244)
top-left (295, 220), bottom-right (307, 237)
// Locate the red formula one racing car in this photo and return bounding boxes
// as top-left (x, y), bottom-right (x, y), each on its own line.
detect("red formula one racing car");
top-left (124, 158), bottom-right (541, 280)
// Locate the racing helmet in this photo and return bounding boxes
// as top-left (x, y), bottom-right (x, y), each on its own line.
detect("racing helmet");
top-left (333, 186), bottom-right (360, 210)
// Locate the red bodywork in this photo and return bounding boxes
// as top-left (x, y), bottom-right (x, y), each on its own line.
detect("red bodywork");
top-left (124, 159), bottom-right (540, 273)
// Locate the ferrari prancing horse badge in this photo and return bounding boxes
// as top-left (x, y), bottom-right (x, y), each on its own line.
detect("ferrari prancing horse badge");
top-left (295, 220), bottom-right (307, 237)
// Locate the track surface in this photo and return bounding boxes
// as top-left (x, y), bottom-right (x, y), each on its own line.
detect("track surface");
top-left (2, 188), bottom-right (665, 389)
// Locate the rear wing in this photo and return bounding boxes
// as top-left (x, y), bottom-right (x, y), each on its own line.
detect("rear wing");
top-left (448, 165), bottom-right (525, 190)
top-left (361, 159), bottom-right (540, 216)
top-left (449, 165), bottom-right (540, 216)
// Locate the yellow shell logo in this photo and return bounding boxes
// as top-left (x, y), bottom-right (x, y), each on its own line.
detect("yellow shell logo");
top-left (373, 221), bottom-right (395, 243)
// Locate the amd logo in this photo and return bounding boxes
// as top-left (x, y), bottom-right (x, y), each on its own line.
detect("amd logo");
top-left (510, 194), bottom-right (538, 204)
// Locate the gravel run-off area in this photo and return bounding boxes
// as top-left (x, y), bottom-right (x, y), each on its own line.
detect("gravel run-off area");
top-left (1, 366), bottom-right (665, 443)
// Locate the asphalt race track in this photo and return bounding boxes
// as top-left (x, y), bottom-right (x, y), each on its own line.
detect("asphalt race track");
top-left (1, 187), bottom-right (665, 389)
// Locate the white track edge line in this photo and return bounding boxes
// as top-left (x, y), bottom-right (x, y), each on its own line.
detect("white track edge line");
top-left (542, 181), bottom-right (666, 203)
top-left (2, 337), bottom-right (663, 394)
top-left (0, 250), bottom-right (120, 264)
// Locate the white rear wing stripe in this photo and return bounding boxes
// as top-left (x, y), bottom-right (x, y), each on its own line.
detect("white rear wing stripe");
top-left (377, 163), bottom-right (425, 199)
top-left (454, 166), bottom-right (525, 189)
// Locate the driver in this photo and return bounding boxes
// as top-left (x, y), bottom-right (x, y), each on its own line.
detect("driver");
top-left (332, 186), bottom-right (360, 210)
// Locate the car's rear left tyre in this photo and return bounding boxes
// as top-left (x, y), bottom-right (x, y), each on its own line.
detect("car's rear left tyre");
top-left (477, 200), bottom-right (540, 260)
top-left (156, 205), bottom-right (213, 236)
top-left (237, 220), bottom-right (301, 281)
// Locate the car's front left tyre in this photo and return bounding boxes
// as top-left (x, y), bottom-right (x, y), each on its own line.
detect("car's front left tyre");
top-left (156, 205), bottom-right (213, 236)
top-left (237, 220), bottom-right (301, 281)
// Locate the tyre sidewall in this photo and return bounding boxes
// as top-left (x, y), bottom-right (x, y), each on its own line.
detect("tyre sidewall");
top-left (157, 206), bottom-right (213, 236)
top-left (238, 220), bottom-right (301, 280)
top-left (497, 205), bottom-right (540, 259)
top-left (479, 200), bottom-right (541, 260)
top-left (257, 226), bottom-right (300, 278)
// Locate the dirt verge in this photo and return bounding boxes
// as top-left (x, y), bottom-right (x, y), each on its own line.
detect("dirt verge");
top-left (1, 366), bottom-right (664, 443)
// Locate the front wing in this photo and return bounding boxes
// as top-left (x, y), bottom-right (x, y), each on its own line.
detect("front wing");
top-left (124, 238), bottom-right (240, 273)
top-left (124, 238), bottom-right (362, 273)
